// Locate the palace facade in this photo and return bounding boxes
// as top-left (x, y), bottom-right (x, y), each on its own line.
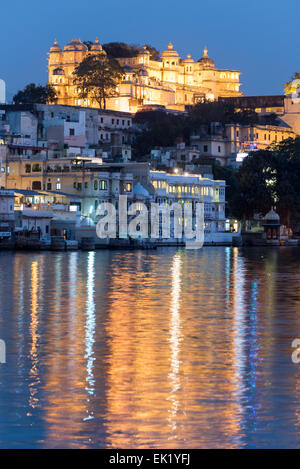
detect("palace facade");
top-left (48, 38), bottom-right (242, 113)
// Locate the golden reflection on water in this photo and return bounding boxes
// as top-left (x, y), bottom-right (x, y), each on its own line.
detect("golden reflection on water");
top-left (28, 260), bottom-right (40, 411)
top-left (3, 247), bottom-right (300, 448)
top-left (167, 253), bottom-right (182, 438)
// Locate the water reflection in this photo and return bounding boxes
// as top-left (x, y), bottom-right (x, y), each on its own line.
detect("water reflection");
top-left (1, 248), bottom-right (300, 448)
top-left (28, 260), bottom-right (40, 411)
top-left (85, 251), bottom-right (96, 417)
top-left (167, 253), bottom-right (182, 439)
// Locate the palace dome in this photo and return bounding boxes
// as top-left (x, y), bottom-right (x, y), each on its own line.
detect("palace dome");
top-left (64, 39), bottom-right (88, 52)
top-left (50, 40), bottom-right (62, 53)
top-left (198, 47), bottom-right (215, 67)
top-left (91, 38), bottom-right (106, 54)
top-left (182, 53), bottom-right (194, 64)
top-left (161, 42), bottom-right (179, 58)
top-left (138, 45), bottom-right (150, 55)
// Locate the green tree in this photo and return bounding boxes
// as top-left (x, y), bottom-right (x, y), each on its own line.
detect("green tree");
top-left (271, 138), bottom-right (300, 226)
top-left (236, 150), bottom-right (274, 222)
top-left (73, 54), bottom-right (124, 110)
top-left (234, 138), bottom-right (300, 227)
top-left (102, 42), bottom-right (140, 58)
top-left (13, 83), bottom-right (57, 104)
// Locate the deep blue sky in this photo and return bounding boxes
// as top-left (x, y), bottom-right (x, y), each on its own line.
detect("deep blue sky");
top-left (1, 0), bottom-right (299, 101)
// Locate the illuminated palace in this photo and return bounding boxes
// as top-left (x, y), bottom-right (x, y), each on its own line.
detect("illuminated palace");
top-left (48, 38), bottom-right (242, 113)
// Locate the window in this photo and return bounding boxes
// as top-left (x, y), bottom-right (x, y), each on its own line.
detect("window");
top-left (100, 180), bottom-right (107, 190)
top-left (218, 146), bottom-right (221, 153)
top-left (47, 183), bottom-right (52, 190)
top-left (84, 182), bottom-right (88, 189)
top-left (94, 180), bottom-right (98, 190)
top-left (112, 119), bottom-right (115, 124)
top-left (204, 145), bottom-right (208, 152)
top-left (32, 181), bottom-right (41, 190)
top-left (125, 183), bottom-right (132, 192)
top-left (32, 164), bottom-right (41, 172)
top-left (56, 180), bottom-right (61, 190)
top-left (25, 164), bottom-right (31, 173)
top-left (100, 117), bottom-right (104, 123)
top-left (69, 128), bottom-right (75, 136)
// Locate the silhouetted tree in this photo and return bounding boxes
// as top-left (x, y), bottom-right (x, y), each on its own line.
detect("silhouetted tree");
top-left (13, 83), bottom-right (57, 104)
top-left (73, 54), bottom-right (123, 109)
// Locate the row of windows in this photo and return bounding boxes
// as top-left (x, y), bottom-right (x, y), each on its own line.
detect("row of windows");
top-left (25, 164), bottom-right (42, 173)
top-left (152, 180), bottom-right (223, 197)
top-left (94, 180), bottom-right (108, 191)
top-left (108, 118), bottom-right (131, 126)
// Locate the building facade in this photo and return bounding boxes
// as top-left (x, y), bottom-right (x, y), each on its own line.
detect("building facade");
top-left (0, 103), bottom-right (134, 161)
top-left (48, 39), bottom-right (242, 113)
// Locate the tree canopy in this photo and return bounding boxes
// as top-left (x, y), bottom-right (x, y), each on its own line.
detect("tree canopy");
top-left (102, 42), bottom-right (140, 58)
top-left (236, 138), bottom-right (300, 226)
top-left (73, 54), bottom-right (124, 110)
top-left (13, 83), bottom-right (57, 104)
top-left (84, 41), bottom-right (160, 60)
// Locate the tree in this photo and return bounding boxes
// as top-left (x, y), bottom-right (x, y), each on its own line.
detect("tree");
top-left (13, 83), bottom-right (57, 104)
top-left (236, 150), bottom-right (274, 222)
top-left (144, 45), bottom-right (160, 61)
top-left (102, 42), bottom-right (140, 58)
top-left (73, 54), bottom-right (124, 110)
top-left (234, 138), bottom-right (300, 227)
top-left (133, 111), bottom-right (187, 158)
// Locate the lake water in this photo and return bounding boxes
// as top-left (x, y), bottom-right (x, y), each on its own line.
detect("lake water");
top-left (0, 247), bottom-right (300, 448)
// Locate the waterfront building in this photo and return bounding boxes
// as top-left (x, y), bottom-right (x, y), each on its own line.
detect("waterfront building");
top-left (0, 189), bottom-right (15, 246)
top-left (150, 170), bottom-right (226, 233)
top-left (48, 39), bottom-right (242, 113)
top-left (1, 149), bottom-right (232, 243)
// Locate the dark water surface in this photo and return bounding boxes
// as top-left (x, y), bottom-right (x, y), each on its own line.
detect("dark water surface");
top-left (0, 247), bottom-right (300, 448)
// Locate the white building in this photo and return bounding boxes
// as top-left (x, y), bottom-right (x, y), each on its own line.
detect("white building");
top-left (150, 171), bottom-right (226, 234)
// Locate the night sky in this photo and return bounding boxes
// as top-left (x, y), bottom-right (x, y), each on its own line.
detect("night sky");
top-left (2, 0), bottom-right (299, 101)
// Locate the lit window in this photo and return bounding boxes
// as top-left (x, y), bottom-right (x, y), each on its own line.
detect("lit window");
top-left (100, 180), bottom-right (107, 190)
